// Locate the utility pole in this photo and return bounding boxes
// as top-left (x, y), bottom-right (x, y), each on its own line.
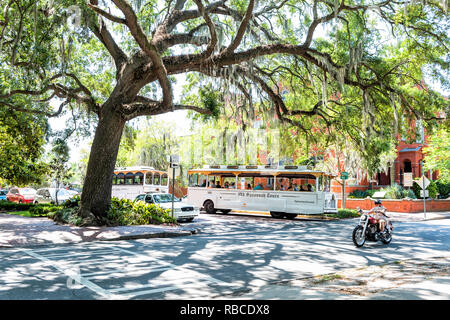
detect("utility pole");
top-left (340, 171), bottom-right (348, 209)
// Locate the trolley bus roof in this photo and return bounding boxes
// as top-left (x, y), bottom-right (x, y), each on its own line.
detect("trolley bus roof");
top-left (113, 166), bottom-right (167, 175)
top-left (187, 165), bottom-right (336, 178)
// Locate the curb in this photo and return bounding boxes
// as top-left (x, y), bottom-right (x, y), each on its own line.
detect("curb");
top-left (99, 230), bottom-right (195, 241)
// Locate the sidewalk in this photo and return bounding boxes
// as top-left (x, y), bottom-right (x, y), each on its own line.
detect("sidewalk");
top-left (0, 213), bottom-right (208, 248)
top-left (385, 210), bottom-right (450, 222)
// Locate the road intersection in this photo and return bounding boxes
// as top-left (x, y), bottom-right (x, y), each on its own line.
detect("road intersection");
top-left (0, 212), bottom-right (449, 300)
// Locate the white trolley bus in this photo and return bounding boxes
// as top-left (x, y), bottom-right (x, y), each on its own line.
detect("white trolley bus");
top-left (111, 166), bottom-right (169, 200)
top-left (187, 165), bottom-right (338, 218)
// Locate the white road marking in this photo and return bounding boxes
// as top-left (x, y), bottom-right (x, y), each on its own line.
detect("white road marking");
top-left (18, 244), bottom-right (228, 299)
top-left (20, 248), bottom-right (124, 300)
top-left (121, 286), bottom-right (181, 297)
top-left (83, 266), bottom-right (172, 278)
top-left (37, 249), bottom-right (116, 259)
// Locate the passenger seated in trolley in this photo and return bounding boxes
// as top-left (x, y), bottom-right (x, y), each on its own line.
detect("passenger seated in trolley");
top-left (254, 183), bottom-right (263, 190)
top-left (224, 181), bottom-right (230, 188)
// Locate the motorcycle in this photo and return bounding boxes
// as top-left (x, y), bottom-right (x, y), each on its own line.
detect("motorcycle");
top-left (352, 207), bottom-right (393, 247)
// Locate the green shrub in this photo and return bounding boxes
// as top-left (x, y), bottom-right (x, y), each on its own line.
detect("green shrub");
top-left (366, 189), bottom-right (377, 197)
top-left (29, 204), bottom-right (63, 217)
top-left (105, 198), bottom-right (177, 226)
top-left (402, 189), bottom-right (417, 199)
top-left (49, 197), bottom-right (178, 226)
top-left (436, 180), bottom-right (450, 199)
top-left (348, 190), bottom-right (369, 199)
top-left (348, 189), bottom-right (382, 199)
top-left (381, 184), bottom-right (404, 199)
top-left (0, 201), bottom-right (34, 211)
top-left (427, 181), bottom-right (438, 199)
top-left (49, 207), bottom-right (83, 226)
top-left (413, 180), bottom-right (422, 198)
top-left (325, 209), bottom-right (359, 219)
top-left (337, 209), bottom-right (359, 218)
top-left (63, 195), bottom-right (80, 208)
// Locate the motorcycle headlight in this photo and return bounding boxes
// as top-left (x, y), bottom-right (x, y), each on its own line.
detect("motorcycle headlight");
top-left (360, 215), bottom-right (367, 221)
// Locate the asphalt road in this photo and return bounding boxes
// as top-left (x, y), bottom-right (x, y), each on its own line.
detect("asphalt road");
top-left (0, 212), bottom-right (449, 300)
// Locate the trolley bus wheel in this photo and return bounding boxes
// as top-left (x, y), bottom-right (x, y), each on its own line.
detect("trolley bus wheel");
top-left (284, 213), bottom-right (297, 220)
top-left (203, 200), bottom-right (217, 214)
top-left (270, 211), bottom-right (284, 219)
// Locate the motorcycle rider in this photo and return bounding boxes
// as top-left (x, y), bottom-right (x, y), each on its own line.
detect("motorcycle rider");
top-left (368, 199), bottom-right (390, 234)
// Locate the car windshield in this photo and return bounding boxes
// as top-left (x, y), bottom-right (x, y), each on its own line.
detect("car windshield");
top-left (21, 189), bottom-right (36, 195)
top-left (152, 194), bottom-right (181, 203)
top-left (55, 189), bottom-right (70, 196)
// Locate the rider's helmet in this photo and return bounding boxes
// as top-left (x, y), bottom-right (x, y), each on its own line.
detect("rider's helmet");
top-left (374, 199), bottom-right (382, 205)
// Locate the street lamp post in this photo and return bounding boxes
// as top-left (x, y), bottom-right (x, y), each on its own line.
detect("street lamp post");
top-left (340, 171), bottom-right (349, 209)
top-left (168, 155), bottom-right (179, 218)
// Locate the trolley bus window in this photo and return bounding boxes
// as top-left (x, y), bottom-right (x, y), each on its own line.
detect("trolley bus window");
top-left (145, 172), bottom-right (153, 185)
top-left (125, 173), bottom-right (134, 185)
top-left (208, 175), bottom-right (220, 188)
top-left (112, 174), bottom-right (117, 185)
top-left (189, 173), bottom-right (207, 187)
top-left (188, 174), bottom-right (197, 187)
top-left (135, 172), bottom-right (144, 185)
top-left (321, 176), bottom-right (331, 192)
top-left (199, 175), bottom-right (207, 187)
top-left (117, 173), bottom-right (125, 185)
top-left (161, 173), bottom-right (168, 186)
top-left (153, 173), bottom-right (160, 185)
top-left (318, 176), bottom-right (323, 191)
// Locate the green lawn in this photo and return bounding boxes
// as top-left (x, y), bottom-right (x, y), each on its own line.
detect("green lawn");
top-left (2, 210), bottom-right (49, 218)
top-left (5, 210), bottom-right (33, 217)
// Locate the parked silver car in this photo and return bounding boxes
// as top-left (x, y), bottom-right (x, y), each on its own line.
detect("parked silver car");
top-left (135, 193), bottom-right (199, 222)
top-left (34, 188), bottom-right (75, 205)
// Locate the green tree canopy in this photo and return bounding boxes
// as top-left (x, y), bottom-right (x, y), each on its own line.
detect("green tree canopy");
top-left (0, 107), bottom-right (49, 186)
top-left (424, 127), bottom-right (450, 182)
top-left (0, 0), bottom-right (448, 218)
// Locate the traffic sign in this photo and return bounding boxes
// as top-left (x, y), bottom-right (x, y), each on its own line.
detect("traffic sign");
top-left (416, 175), bottom-right (430, 190)
top-left (167, 166), bottom-right (180, 179)
top-left (340, 171), bottom-right (349, 180)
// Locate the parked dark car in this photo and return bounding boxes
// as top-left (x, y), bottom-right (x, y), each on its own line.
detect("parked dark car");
top-left (6, 187), bottom-right (37, 204)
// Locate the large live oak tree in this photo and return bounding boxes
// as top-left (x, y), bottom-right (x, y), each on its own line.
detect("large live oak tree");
top-left (0, 0), bottom-right (448, 220)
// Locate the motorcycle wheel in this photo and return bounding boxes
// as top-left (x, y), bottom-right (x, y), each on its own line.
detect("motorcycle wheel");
top-left (381, 231), bottom-right (392, 244)
top-left (352, 226), bottom-right (366, 247)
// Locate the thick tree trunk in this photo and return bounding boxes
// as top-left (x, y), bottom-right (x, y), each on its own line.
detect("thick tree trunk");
top-left (80, 103), bottom-right (126, 219)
